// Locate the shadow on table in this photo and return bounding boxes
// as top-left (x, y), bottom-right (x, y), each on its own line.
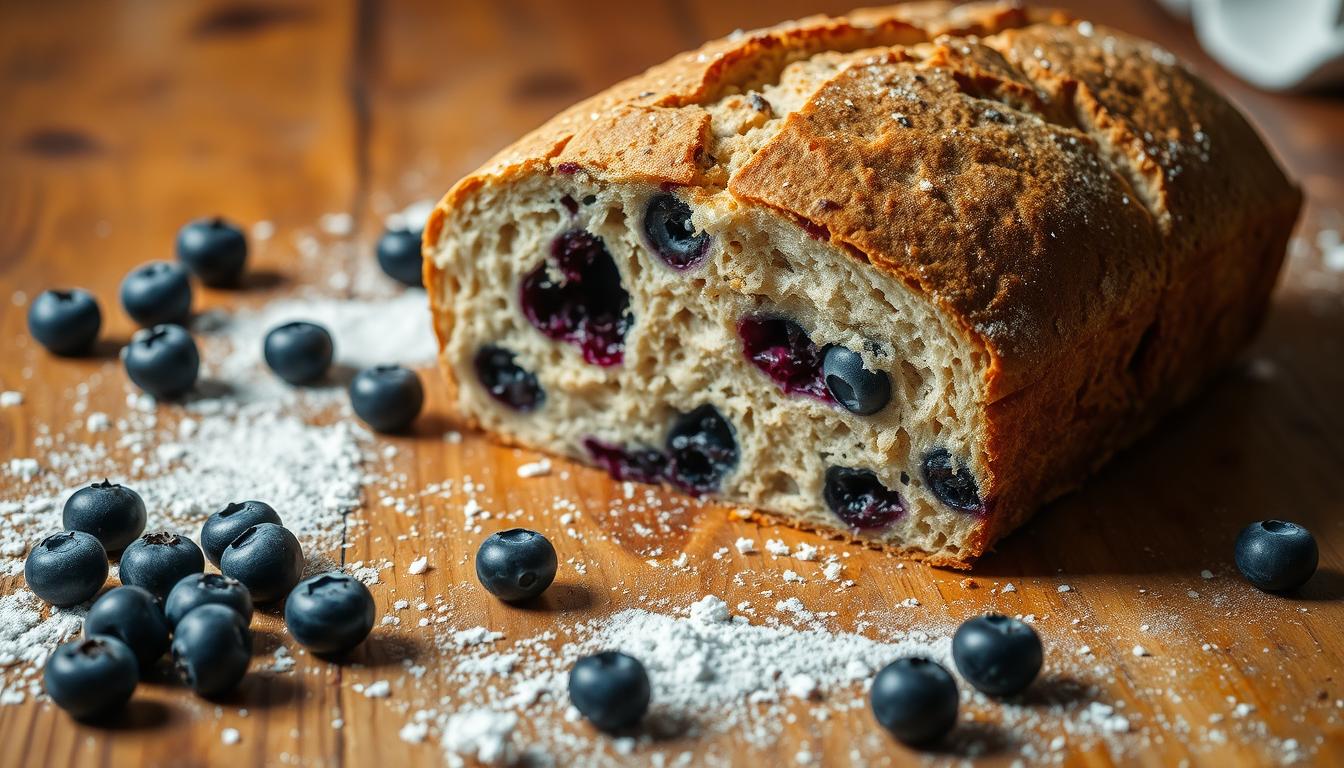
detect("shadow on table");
top-left (975, 295), bottom-right (1344, 581)
top-left (342, 630), bottom-right (429, 670)
top-left (93, 699), bottom-right (175, 731)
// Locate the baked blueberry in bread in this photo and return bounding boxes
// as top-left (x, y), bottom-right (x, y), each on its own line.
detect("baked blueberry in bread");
top-left (424, 2), bottom-right (1300, 567)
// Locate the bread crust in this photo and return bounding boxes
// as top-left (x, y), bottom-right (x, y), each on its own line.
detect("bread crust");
top-left (425, 2), bottom-right (1300, 566)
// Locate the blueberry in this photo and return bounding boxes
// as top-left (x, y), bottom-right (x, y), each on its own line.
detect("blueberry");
top-left (118, 532), bottom-right (205, 600)
top-left (520, 229), bottom-right (632, 367)
top-left (263, 321), bottom-right (334, 384)
top-left (951, 614), bottom-right (1042, 696)
top-left (583, 437), bottom-right (667, 485)
top-left (121, 324), bottom-right (200, 399)
top-left (84, 585), bottom-right (170, 671)
top-left (823, 467), bottom-right (905, 529)
top-left (922, 449), bottom-right (982, 512)
top-left (665, 404), bottom-right (738, 495)
top-left (219, 523), bottom-right (304, 604)
top-left (284, 573), bottom-right (376, 656)
top-left (823, 346), bottom-right (891, 415)
top-left (737, 316), bottom-right (832, 401)
top-left (165, 573), bottom-right (254, 628)
top-left (62, 479), bottom-right (147, 553)
top-left (568, 651), bottom-right (651, 732)
top-left (376, 227), bottom-right (424, 287)
top-left (1235, 520), bottom-right (1319, 592)
top-left (643, 193), bottom-right (710, 270)
top-left (24, 531), bottom-right (108, 607)
top-left (119, 261), bottom-right (193, 327)
top-left (176, 217), bottom-right (248, 287)
top-left (349, 364), bottom-right (424, 433)
top-left (870, 657), bottom-right (959, 745)
top-left (473, 345), bottom-right (544, 412)
top-left (201, 500), bottom-right (282, 567)
top-left (43, 637), bottom-right (138, 720)
top-left (27, 289), bottom-right (101, 356)
top-left (171, 604), bottom-right (251, 696)
top-left (475, 529), bottom-right (557, 602)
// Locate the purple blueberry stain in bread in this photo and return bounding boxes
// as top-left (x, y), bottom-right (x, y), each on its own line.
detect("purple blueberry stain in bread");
top-left (922, 449), bottom-right (982, 512)
top-left (666, 405), bottom-right (738, 495)
top-left (582, 438), bottom-right (668, 484)
top-left (520, 229), bottom-right (632, 367)
top-left (474, 345), bottom-right (545, 412)
top-left (823, 466), bottom-right (905, 529)
top-left (738, 315), bottom-right (834, 402)
top-left (643, 194), bottom-right (710, 270)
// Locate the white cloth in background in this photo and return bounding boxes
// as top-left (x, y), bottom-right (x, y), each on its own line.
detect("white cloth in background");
top-left (1157, 0), bottom-right (1344, 91)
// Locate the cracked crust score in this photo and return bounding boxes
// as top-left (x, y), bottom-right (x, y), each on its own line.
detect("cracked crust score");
top-left (424, 2), bottom-right (1300, 566)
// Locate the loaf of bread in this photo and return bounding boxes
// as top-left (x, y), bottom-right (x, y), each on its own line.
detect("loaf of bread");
top-left (424, 2), bottom-right (1299, 567)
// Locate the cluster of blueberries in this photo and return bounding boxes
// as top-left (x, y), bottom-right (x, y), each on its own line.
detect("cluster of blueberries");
top-left (25, 215), bottom-right (430, 434)
top-left (25, 481), bottom-right (376, 720)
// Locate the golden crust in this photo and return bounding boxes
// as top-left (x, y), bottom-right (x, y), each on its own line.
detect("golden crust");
top-left (426, 2), bottom-right (1300, 566)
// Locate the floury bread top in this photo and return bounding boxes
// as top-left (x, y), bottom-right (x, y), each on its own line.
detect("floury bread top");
top-left (424, 2), bottom-right (1300, 565)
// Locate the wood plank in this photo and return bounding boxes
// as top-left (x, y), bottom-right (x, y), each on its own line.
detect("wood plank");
top-left (1, 1), bottom-right (1342, 766)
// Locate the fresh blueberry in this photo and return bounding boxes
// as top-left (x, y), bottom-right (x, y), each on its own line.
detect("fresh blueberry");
top-left (568, 651), bottom-right (651, 732)
top-left (583, 437), bottom-right (667, 485)
top-left (520, 229), bottom-right (632, 367)
top-left (263, 321), bottom-right (334, 385)
top-left (475, 529), bottom-right (557, 602)
top-left (84, 585), bottom-right (171, 671)
top-left (121, 324), bottom-right (200, 399)
top-left (376, 227), bottom-right (424, 287)
top-left (27, 289), bottom-right (101, 356)
top-left (219, 523), bottom-right (304, 604)
top-left (665, 404), bottom-right (738, 495)
top-left (349, 364), bottom-right (424, 433)
top-left (62, 479), bottom-right (147, 553)
top-left (643, 193), bottom-right (710, 270)
top-left (171, 604), bottom-right (251, 696)
top-left (922, 449), bottom-right (982, 512)
top-left (284, 573), bottom-right (376, 656)
top-left (119, 261), bottom-right (193, 327)
top-left (118, 532), bottom-right (205, 600)
top-left (473, 345), bottom-right (544, 412)
top-left (737, 316), bottom-right (832, 401)
top-left (870, 657), bottom-right (959, 745)
top-left (823, 346), bottom-right (891, 415)
top-left (24, 531), bottom-right (108, 607)
top-left (176, 217), bottom-right (248, 287)
top-left (823, 467), bottom-right (905, 529)
top-left (1235, 520), bottom-right (1319, 592)
top-left (952, 614), bottom-right (1042, 696)
top-left (43, 637), bottom-right (138, 720)
top-left (165, 573), bottom-right (254, 628)
top-left (201, 500), bottom-right (282, 567)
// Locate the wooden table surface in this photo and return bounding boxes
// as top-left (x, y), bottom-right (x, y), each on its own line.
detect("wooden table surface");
top-left (2, 1), bottom-right (1343, 766)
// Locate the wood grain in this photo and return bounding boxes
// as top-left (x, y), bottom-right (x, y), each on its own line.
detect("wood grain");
top-left (2, 1), bottom-right (1343, 766)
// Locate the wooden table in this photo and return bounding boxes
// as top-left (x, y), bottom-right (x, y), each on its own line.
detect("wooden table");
top-left (2, 1), bottom-right (1342, 766)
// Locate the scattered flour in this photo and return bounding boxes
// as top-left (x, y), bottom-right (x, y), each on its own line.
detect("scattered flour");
top-left (0, 282), bottom-right (436, 695)
top-left (196, 289), bottom-right (437, 403)
top-left (442, 709), bottom-right (518, 767)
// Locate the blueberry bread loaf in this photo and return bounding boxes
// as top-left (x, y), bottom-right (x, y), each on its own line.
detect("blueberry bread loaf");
top-left (424, 2), bottom-right (1299, 567)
